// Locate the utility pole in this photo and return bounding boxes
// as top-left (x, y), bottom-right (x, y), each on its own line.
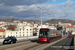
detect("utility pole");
top-left (37, 7), bottom-right (44, 28)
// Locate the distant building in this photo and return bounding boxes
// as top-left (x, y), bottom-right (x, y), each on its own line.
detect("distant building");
top-left (66, 26), bottom-right (75, 35)
top-left (58, 22), bottom-right (72, 26)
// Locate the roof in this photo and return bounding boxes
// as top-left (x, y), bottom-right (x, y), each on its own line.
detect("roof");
top-left (67, 26), bottom-right (75, 28)
top-left (0, 29), bottom-right (5, 32)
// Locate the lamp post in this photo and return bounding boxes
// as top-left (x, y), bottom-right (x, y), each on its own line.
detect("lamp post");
top-left (55, 14), bottom-right (58, 30)
top-left (37, 7), bottom-right (44, 28)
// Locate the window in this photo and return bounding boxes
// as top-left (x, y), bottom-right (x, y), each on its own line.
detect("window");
top-left (16, 32), bottom-right (17, 34)
top-left (23, 34), bottom-right (24, 36)
top-left (23, 27), bottom-right (24, 28)
top-left (23, 29), bottom-right (24, 31)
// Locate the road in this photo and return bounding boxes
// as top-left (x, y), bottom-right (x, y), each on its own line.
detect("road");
top-left (0, 36), bottom-right (68, 50)
top-left (0, 38), bottom-right (38, 46)
top-left (45, 35), bottom-right (74, 50)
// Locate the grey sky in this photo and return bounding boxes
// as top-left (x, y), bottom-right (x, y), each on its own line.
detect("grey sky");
top-left (0, 0), bottom-right (75, 21)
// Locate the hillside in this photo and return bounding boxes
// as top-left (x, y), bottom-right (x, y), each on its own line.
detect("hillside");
top-left (44, 19), bottom-right (75, 25)
top-left (0, 19), bottom-right (75, 25)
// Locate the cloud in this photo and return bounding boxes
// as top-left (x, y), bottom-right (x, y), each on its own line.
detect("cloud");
top-left (0, 0), bottom-right (49, 6)
top-left (50, 0), bottom-right (56, 2)
top-left (0, 0), bottom-right (75, 21)
top-left (1, 0), bottom-right (56, 6)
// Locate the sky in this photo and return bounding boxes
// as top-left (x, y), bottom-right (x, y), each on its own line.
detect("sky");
top-left (0, 0), bottom-right (75, 21)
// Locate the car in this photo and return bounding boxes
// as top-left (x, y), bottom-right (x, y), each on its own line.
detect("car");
top-left (68, 34), bottom-right (72, 37)
top-left (3, 36), bottom-right (17, 44)
top-left (68, 33), bottom-right (72, 37)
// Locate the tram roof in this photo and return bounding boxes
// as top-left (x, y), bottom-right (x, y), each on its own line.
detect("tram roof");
top-left (40, 28), bottom-right (60, 31)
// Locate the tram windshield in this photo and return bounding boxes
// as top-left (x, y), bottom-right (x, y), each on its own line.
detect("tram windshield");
top-left (39, 30), bottom-right (49, 38)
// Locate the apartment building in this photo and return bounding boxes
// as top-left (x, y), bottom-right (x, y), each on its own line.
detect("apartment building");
top-left (5, 22), bottom-right (34, 37)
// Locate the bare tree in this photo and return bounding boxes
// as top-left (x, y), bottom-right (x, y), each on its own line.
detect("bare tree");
top-left (7, 25), bottom-right (16, 31)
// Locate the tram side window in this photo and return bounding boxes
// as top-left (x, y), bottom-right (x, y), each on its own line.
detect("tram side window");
top-left (50, 31), bottom-right (53, 37)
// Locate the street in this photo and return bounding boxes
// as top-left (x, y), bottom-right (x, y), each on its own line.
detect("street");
top-left (0, 35), bottom-right (68, 50)
top-left (45, 35), bottom-right (74, 50)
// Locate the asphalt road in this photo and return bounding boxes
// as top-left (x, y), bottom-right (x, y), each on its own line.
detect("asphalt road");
top-left (0, 39), bottom-right (38, 46)
top-left (45, 36), bottom-right (74, 50)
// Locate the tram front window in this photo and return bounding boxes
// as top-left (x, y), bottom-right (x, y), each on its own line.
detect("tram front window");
top-left (39, 30), bottom-right (49, 38)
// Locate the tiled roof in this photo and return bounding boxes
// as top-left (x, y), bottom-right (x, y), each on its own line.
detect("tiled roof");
top-left (67, 26), bottom-right (75, 28)
top-left (33, 28), bottom-right (36, 30)
top-left (0, 29), bottom-right (5, 32)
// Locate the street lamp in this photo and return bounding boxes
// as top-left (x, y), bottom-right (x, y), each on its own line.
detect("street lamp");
top-left (37, 7), bottom-right (44, 28)
top-left (55, 14), bottom-right (58, 30)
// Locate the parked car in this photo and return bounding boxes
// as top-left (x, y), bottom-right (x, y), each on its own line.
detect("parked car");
top-left (3, 36), bottom-right (17, 44)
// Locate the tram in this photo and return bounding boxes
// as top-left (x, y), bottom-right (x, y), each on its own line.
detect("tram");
top-left (38, 28), bottom-right (62, 43)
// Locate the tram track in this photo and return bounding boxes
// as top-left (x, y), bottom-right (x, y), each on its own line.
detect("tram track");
top-left (23, 37), bottom-right (63, 50)
top-left (5, 42), bottom-right (38, 50)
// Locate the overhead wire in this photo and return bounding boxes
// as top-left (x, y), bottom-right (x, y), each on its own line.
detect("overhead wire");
top-left (29, 0), bottom-right (39, 7)
top-left (2, 0), bottom-right (13, 6)
top-left (29, 0), bottom-right (52, 16)
top-left (1, 0), bottom-right (37, 17)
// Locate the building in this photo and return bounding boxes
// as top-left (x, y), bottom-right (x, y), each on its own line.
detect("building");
top-left (58, 22), bottom-right (72, 26)
top-left (66, 26), bottom-right (75, 35)
top-left (0, 21), bottom-right (57, 37)
top-left (5, 22), bottom-right (33, 37)
top-left (0, 29), bottom-right (5, 38)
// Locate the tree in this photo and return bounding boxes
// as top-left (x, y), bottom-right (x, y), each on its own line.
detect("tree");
top-left (7, 25), bottom-right (16, 31)
top-left (34, 21), bottom-right (36, 24)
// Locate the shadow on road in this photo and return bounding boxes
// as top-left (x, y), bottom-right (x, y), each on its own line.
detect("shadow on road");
top-left (69, 36), bottom-right (74, 50)
top-left (30, 39), bottom-right (38, 42)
